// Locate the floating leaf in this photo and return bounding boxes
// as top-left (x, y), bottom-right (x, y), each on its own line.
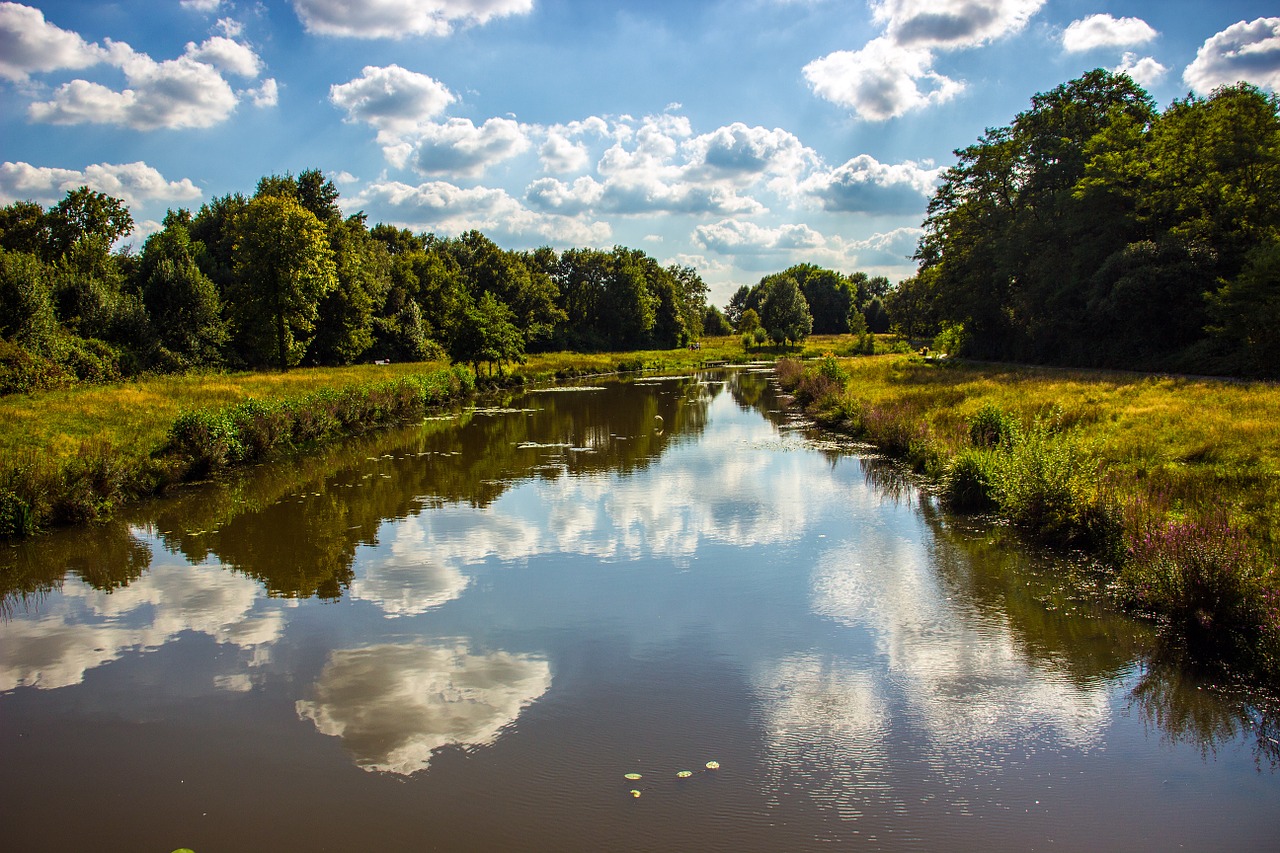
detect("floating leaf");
top-left (630, 789), bottom-right (642, 798)
top-left (624, 773), bottom-right (642, 780)
top-left (676, 770), bottom-right (693, 778)
top-left (705, 761), bottom-right (720, 770)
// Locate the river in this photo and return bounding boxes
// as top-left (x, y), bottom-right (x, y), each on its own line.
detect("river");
top-left (1, 368), bottom-right (1276, 851)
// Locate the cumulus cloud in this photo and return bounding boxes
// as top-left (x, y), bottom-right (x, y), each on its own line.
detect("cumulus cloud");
top-left (693, 220), bottom-right (825, 254)
top-left (289, 0), bottom-right (534, 39)
top-left (1114, 53), bottom-right (1168, 88)
top-left (247, 77), bottom-right (278, 107)
top-left (808, 0), bottom-right (1044, 119)
top-left (330, 65), bottom-right (456, 134)
top-left (0, 2), bottom-right (107, 81)
top-left (184, 34), bottom-right (262, 76)
top-left (0, 160), bottom-right (202, 208)
top-left (848, 226), bottom-right (922, 266)
top-left (408, 117), bottom-right (531, 178)
top-left (1184, 18), bottom-right (1280, 94)
top-left (873, 0), bottom-right (1045, 49)
top-left (15, 21), bottom-right (271, 131)
top-left (801, 153), bottom-right (942, 213)
top-left (683, 123), bottom-right (817, 186)
top-left (180, 0), bottom-right (223, 11)
top-left (356, 179), bottom-right (612, 245)
top-left (1062, 14), bottom-right (1157, 53)
top-left (803, 37), bottom-right (963, 121)
top-left (539, 132), bottom-right (591, 173)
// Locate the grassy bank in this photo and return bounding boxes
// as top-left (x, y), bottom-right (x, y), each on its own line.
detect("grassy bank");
top-left (0, 340), bottom-right (760, 540)
top-left (777, 353), bottom-right (1280, 685)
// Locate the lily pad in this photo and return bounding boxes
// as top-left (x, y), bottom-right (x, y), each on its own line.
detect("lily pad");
top-left (676, 770), bottom-right (693, 778)
top-left (705, 760), bottom-right (720, 770)
top-left (624, 773), bottom-right (642, 780)
top-left (630, 789), bottom-right (642, 798)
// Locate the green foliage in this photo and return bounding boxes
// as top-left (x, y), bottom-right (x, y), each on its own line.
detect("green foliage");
top-left (229, 194), bottom-right (338, 369)
top-left (919, 72), bottom-right (1280, 375)
top-left (967, 401), bottom-right (1018, 447)
top-left (944, 448), bottom-right (999, 511)
top-left (760, 275), bottom-right (813, 345)
top-left (931, 322), bottom-right (966, 357)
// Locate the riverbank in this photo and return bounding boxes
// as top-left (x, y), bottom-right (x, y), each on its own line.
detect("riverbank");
top-left (0, 339), bottom-right (777, 540)
top-left (775, 354), bottom-right (1280, 686)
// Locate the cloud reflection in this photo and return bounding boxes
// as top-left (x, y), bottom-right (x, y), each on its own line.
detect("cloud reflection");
top-left (0, 560), bottom-right (282, 692)
top-left (296, 642), bottom-right (552, 775)
top-left (811, 539), bottom-right (1111, 752)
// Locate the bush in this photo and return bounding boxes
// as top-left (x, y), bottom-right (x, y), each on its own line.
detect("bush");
top-left (968, 402), bottom-right (1019, 447)
top-left (944, 448), bottom-right (998, 510)
top-left (169, 408), bottom-right (244, 476)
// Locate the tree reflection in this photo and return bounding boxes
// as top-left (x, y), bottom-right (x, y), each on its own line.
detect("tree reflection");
top-left (1129, 647), bottom-right (1280, 770)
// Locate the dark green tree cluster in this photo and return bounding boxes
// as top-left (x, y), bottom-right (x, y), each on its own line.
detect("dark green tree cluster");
top-left (904, 70), bottom-right (1280, 376)
top-left (0, 170), bottom-right (712, 392)
top-left (723, 263), bottom-right (891, 346)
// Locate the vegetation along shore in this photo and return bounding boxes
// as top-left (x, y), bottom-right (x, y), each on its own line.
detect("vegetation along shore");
top-left (776, 351), bottom-right (1280, 689)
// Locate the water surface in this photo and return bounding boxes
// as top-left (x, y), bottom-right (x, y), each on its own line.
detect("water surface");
top-left (2, 370), bottom-right (1277, 851)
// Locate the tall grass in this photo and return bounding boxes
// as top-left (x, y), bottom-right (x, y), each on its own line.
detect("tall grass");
top-left (776, 353), bottom-right (1280, 684)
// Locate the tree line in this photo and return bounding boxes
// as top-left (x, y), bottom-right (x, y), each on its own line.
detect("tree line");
top-left (0, 170), bottom-right (720, 392)
top-left (890, 70), bottom-right (1280, 377)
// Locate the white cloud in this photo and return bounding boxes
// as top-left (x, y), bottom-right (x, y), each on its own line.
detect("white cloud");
top-left (356, 179), bottom-right (612, 245)
top-left (873, 0), bottom-right (1045, 49)
top-left (0, 160), bottom-right (202, 209)
top-left (1062, 14), bottom-right (1157, 53)
top-left (247, 76), bottom-right (278, 107)
top-left (1114, 53), bottom-right (1168, 88)
top-left (804, 37), bottom-right (963, 121)
top-left (330, 65), bottom-right (456, 134)
top-left (539, 131), bottom-right (590, 173)
top-left (289, 0), bottom-right (534, 39)
top-left (801, 153), bottom-right (942, 212)
top-left (180, 0), bottom-right (223, 12)
top-left (683, 123), bottom-right (817, 186)
top-left (848, 226), bottom-right (922, 266)
top-left (408, 117), bottom-right (531, 178)
top-left (1184, 18), bottom-right (1280, 94)
top-left (0, 2), bottom-right (107, 81)
top-left (184, 34), bottom-right (262, 77)
top-left (693, 220), bottom-right (825, 254)
top-left (525, 176), bottom-right (605, 214)
top-left (23, 33), bottom-right (269, 130)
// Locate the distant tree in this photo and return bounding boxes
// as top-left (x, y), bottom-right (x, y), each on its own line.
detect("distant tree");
top-left (703, 304), bottom-right (733, 336)
top-left (228, 195), bottom-right (337, 369)
top-left (0, 201), bottom-right (52, 258)
top-left (725, 285), bottom-right (750, 328)
top-left (760, 275), bottom-right (812, 345)
top-left (1209, 237), bottom-right (1280, 376)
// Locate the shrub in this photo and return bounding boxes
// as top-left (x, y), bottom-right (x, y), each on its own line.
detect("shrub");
top-left (169, 408), bottom-right (244, 476)
top-left (968, 402), bottom-right (1019, 447)
top-left (944, 448), bottom-right (999, 511)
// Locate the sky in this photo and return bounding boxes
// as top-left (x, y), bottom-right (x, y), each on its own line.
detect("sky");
top-left (2, 1), bottom-right (1279, 308)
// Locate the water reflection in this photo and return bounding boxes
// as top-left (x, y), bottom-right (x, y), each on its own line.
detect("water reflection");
top-left (0, 555), bottom-right (281, 691)
top-left (296, 642), bottom-right (552, 775)
top-left (0, 368), bottom-right (1277, 851)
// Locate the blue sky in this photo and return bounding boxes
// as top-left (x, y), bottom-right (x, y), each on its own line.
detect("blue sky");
top-left (2, 1), bottom-right (1278, 307)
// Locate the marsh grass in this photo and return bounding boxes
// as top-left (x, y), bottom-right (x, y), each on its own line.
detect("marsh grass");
top-left (777, 353), bottom-right (1280, 683)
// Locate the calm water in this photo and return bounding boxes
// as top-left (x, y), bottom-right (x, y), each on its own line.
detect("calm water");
top-left (2, 369), bottom-right (1277, 852)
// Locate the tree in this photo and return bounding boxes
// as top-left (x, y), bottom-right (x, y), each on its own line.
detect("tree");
top-left (789, 264), bottom-right (853, 334)
top-left (0, 249), bottom-right (58, 352)
top-left (1209, 236), bottom-right (1280, 376)
top-left (703, 304), bottom-right (733, 336)
top-left (725, 285), bottom-right (750, 329)
top-left (228, 195), bottom-right (337, 369)
top-left (138, 219), bottom-right (227, 366)
top-left (48, 187), bottom-right (134, 258)
top-left (448, 291), bottom-right (524, 375)
top-left (737, 307), bottom-right (761, 335)
top-left (760, 275), bottom-right (812, 346)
